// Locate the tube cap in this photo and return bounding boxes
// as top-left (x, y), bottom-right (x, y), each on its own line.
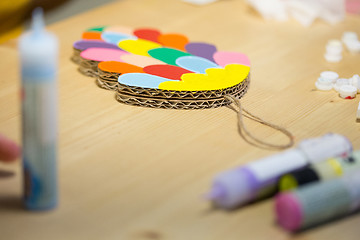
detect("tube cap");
top-left (324, 53), bottom-right (342, 62)
top-left (315, 77), bottom-right (333, 91)
top-left (333, 78), bottom-right (350, 92)
top-left (349, 74), bottom-right (360, 93)
top-left (339, 85), bottom-right (357, 99)
top-left (275, 193), bottom-right (303, 231)
top-left (320, 71), bottom-right (339, 82)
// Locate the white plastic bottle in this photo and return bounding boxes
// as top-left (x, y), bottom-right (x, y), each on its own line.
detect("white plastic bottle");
top-left (19, 8), bottom-right (58, 210)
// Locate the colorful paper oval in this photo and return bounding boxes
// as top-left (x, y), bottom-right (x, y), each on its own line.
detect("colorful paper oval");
top-left (86, 26), bottom-right (107, 32)
top-left (134, 28), bottom-right (161, 43)
top-left (158, 33), bottom-right (189, 51)
top-left (120, 54), bottom-right (165, 67)
top-left (159, 64), bottom-right (250, 91)
top-left (103, 26), bottom-right (134, 35)
top-left (213, 51), bottom-right (251, 67)
top-left (82, 32), bottom-right (103, 40)
top-left (118, 39), bottom-right (162, 56)
top-left (98, 61), bottom-right (144, 74)
top-left (185, 42), bottom-right (217, 62)
top-left (118, 73), bottom-right (176, 88)
top-left (148, 48), bottom-right (192, 66)
top-left (101, 32), bottom-right (136, 45)
top-left (175, 56), bottom-right (220, 74)
top-left (143, 64), bottom-right (192, 80)
top-left (73, 40), bottom-right (119, 51)
top-left (80, 48), bottom-right (128, 62)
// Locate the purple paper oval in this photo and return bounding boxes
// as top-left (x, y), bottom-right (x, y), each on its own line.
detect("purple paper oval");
top-left (73, 40), bottom-right (119, 51)
top-left (185, 42), bottom-right (217, 62)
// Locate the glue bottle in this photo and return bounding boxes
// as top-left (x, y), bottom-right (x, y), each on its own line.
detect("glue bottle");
top-left (278, 150), bottom-right (360, 191)
top-left (19, 8), bottom-right (58, 210)
top-left (205, 134), bottom-right (352, 209)
top-left (275, 168), bottom-right (360, 231)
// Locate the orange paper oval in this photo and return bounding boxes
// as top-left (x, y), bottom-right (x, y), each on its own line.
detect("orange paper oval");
top-left (158, 33), bottom-right (189, 51)
top-left (82, 32), bottom-right (103, 40)
top-left (98, 61), bottom-right (144, 74)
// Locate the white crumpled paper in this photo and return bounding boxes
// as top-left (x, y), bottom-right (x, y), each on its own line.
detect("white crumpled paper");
top-left (247, 0), bottom-right (346, 27)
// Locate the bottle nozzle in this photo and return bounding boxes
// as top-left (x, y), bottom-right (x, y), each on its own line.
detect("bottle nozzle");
top-left (203, 184), bottom-right (225, 201)
top-left (31, 7), bottom-right (45, 35)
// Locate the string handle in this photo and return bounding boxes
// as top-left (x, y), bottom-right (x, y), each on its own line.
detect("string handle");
top-left (225, 95), bottom-right (294, 150)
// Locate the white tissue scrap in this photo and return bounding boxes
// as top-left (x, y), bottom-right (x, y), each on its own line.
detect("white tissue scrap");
top-left (247, 0), bottom-right (289, 21)
top-left (247, 0), bottom-right (346, 27)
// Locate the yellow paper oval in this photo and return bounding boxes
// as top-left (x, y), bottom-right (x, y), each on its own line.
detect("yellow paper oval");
top-left (159, 64), bottom-right (250, 91)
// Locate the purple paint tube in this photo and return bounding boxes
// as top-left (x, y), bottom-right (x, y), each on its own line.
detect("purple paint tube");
top-left (205, 133), bottom-right (352, 209)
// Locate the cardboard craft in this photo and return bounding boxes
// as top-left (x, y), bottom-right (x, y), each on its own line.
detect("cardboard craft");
top-left (73, 25), bottom-right (251, 109)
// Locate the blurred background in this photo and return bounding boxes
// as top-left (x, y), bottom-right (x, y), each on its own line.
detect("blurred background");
top-left (0, 0), bottom-right (117, 43)
top-left (1, 0), bottom-right (359, 44)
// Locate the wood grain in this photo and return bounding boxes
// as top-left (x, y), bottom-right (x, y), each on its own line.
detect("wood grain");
top-left (1, 0), bottom-right (360, 239)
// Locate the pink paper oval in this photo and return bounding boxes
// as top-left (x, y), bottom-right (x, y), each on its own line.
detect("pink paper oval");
top-left (80, 48), bottom-right (128, 62)
top-left (213, 51), bottom-right (250, 67)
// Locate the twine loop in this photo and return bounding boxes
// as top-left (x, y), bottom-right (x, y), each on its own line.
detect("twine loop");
top-left (225, 95), bottom-right (294, 150)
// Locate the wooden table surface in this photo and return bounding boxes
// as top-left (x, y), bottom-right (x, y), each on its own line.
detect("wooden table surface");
top-left (1, 0), bottom-right (360, 239)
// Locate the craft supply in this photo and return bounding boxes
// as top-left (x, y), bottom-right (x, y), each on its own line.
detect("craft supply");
top-left (72, 40), bottom-right (120, 64)
top-left (246, 0), bottom-right (346, 27)
top-left (133, 28), bottom-right (161, 42)
top-left (72, 26), bottom-right (250, 109)
top-left (349, 74), bottom-right (360, 93)
top-left (175, 56), bottom-right (220, 74)
top-left (72, 26), bottom-right (251, 109)
top-left (342, 31), bottom-right (358, 43)
top-left (143, 64), bottom-right (193, 80)
top-left (279, 150), bottom-right (360, 191)
top-left (213, 51), bottom-right (251, 67)
top-left (101, 31), bottom-right (136, 45)
top-left (72, 25), bottom-right (295, 150)
top-left (158, 33), bottom-right (189, 51)
top-left (19, 8), bottom-right (58, 210)
top-left (275, 168), bottom-right (360, 231)
top-left (79, 48), bottom-right (128, 76)
top-left (342, 31), bottom-right (360, 53)
top-left (316, 71), bottom-right (360, 99)
top-left (97, 61), bottom-right (144, 90)
top-left (185, 42), bottom-right (217, 62)
top-left (315, 71), bottom-right (338, 91)
top-left (82, 31), bottom-right (102, 40)
top-left (333, 78), bottom-right (350, 92)
top-left (148, 47), bottom-right (192, 66)
top-left (103, 25), bottom-right (133, 35)
top-left (339, 85), bottom-right (357, 99)
top-left (315, 77), bottom-right (333, 91)
top-left (343, 40), bottom-right (360, 53)
top-left (205, 134), bottom-right (352, 209)
top-left (320, 71), bottom-right (339, 82)
top-left (324, 39), bottom-right (343, 62)
top-left (118, 38), bottom-right (162, 56)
